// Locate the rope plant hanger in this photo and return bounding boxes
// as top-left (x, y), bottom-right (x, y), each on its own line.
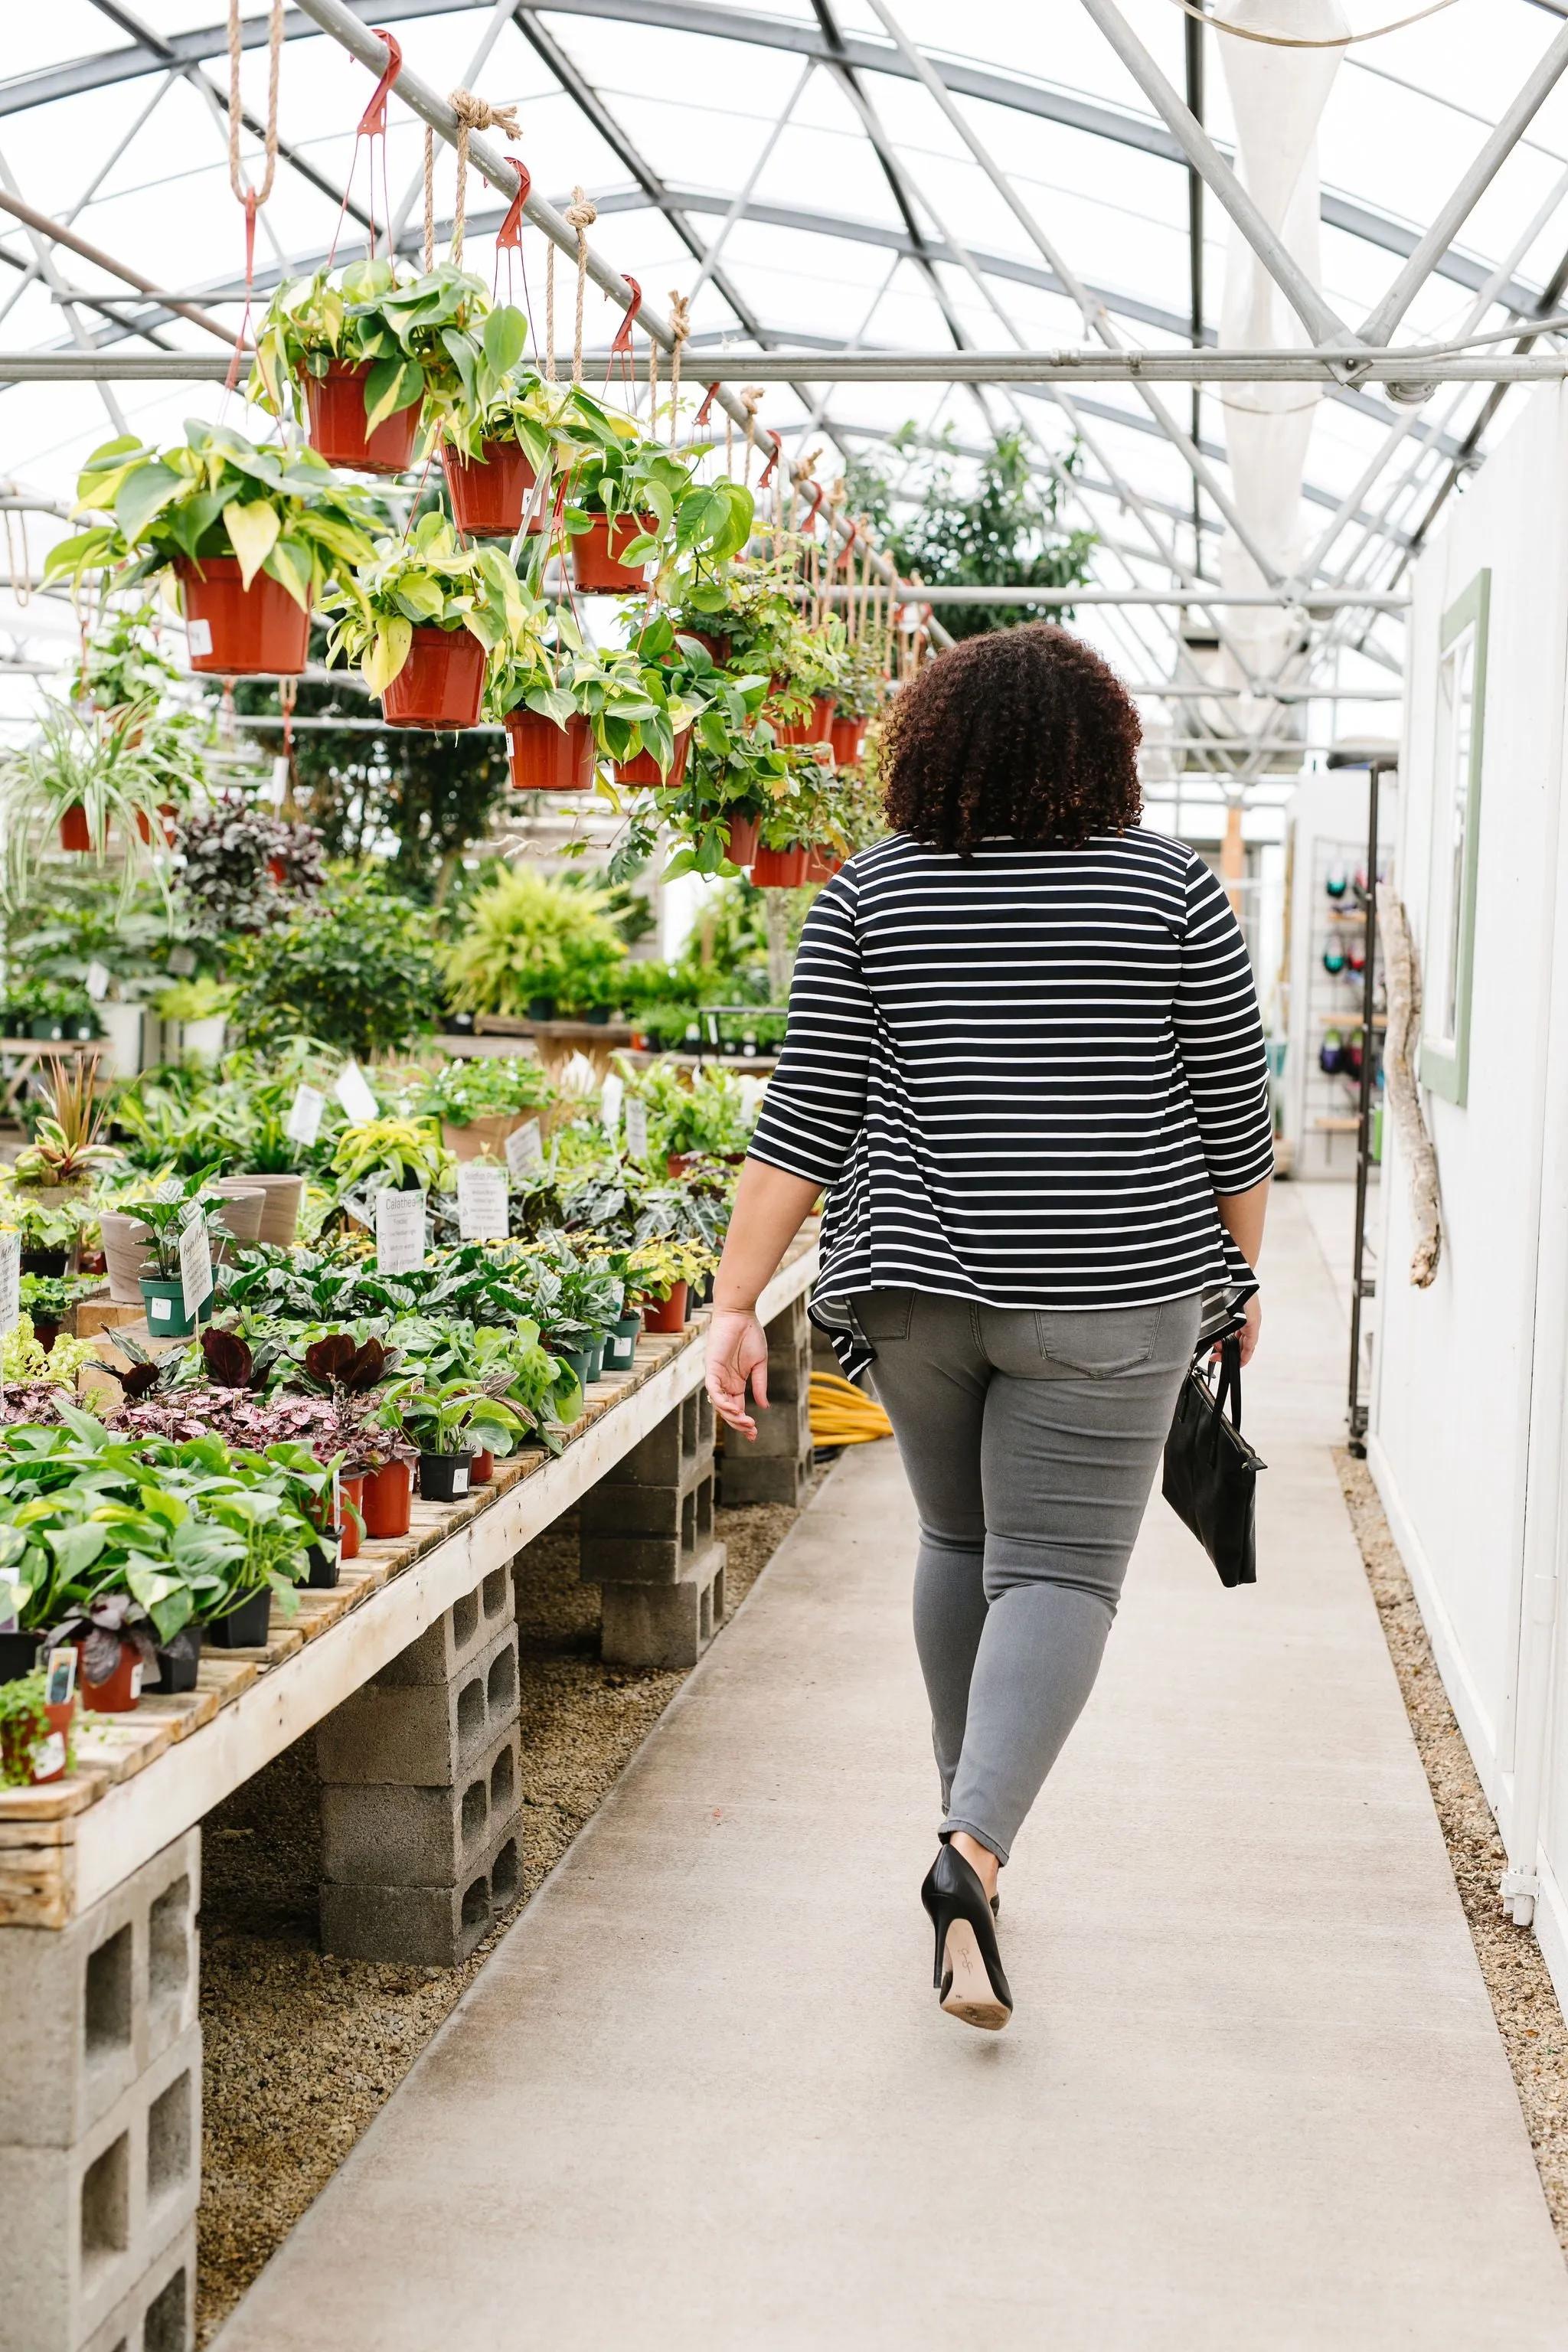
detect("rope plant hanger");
top-left (1165, 0), bottom-right (1459, 40)
top-left (224, 0), bottom-right (283, 389)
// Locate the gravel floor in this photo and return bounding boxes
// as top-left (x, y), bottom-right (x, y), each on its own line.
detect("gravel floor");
top-left (194, 1488), bottom-right (812, 2345)
top-left (1336, 1452), bottom-right (1568, 2251)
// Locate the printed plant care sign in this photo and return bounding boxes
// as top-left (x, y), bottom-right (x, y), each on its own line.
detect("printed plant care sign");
top-left (376, 1187), bottom-right (426, 1276)
top-left (166, 946), bottom-right (198, 978)
top-left (623, 1096), bottom-right (648, 1161)
top-left (457, 1163), bottom-right (509, 1243)
top-left (335, 1062), bottom-right (379, 1125)
top-left (286, 1083), bottom-right (326, 1147)
top-left (0, 1570), bottom-right (19, 1635)
top-left (599, 1072), bottom-right (625, 1138)
top-left (505, 1119), bottom-right (544, 1178)
top-left (84, 961), bottom-right (111, 1002)
top-left (179, 1210), bottom-right (214, 1318)
top-left (0, 1230), bottom-right (19, 1341)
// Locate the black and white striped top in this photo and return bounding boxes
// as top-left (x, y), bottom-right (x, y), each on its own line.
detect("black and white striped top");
top-left (747, 829), bottom-right (1274, 1372)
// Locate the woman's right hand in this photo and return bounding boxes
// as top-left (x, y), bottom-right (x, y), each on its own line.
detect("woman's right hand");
top-left (706, 1308), bottom-right (770, 1440)
top-left (1237, 1291), bottom-right (1262, 1367)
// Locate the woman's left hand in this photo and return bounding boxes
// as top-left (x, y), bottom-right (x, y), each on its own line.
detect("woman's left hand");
top-left (706, 1308), bottom-right (770, 1440)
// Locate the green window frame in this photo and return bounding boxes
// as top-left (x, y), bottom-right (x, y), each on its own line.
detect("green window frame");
top-left (1419, 567), bottom-right (1490, 1106)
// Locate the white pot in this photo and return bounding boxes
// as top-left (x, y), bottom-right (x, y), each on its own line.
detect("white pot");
top-left (100, 1211), bottom-right (158, 1304)
top-left (180, 1016), bottom-right (227, 1067)
top-left (96, 1001), bottom-right (145, 1081)
top-left (229, 1172), bottom-right (305, 1247)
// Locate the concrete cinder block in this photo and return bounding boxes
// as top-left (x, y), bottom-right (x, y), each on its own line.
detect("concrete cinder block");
top-left (80, 2217), bottom-right (194, 2352)
top-left (719, 1452), bottom-right (809, 1509)
top-left (599, 1391), bottom-right (714, 1488)
top-left (371, 1565), bottom-right (514, 1689)
top-left (580, 1468), bottom-right (715, 1586)
top-left (0, 2022), bottom-right (199, 2352)
top-left (740, 1393), bottom-right (812, 1460)
top-left (321, 1723), bottom-right (522, 1890)
top-left (318, 1807), bottom-right (524, 1968)
top-left (0, 1830), bottom-right (198, 2151)
top-left (599, 1543), bottom-right (727, 1670)
top-left (316, 1619), bottom-right (520, 1787)
top-left (580, 1461), bottom-right (714, 1543)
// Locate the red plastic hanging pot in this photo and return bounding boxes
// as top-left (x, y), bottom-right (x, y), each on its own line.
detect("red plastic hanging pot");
top-left (639, 1282), bottom-right (688, 1333)
top-left (685, 629), bottom-right (731, 664)
top-left (361, 1459), bottom-right (413, 1540)
top-left (750, 843), bottom-right (809, 887)
top-left (381, 628), bottom-right (487, 730)
top-left (773, 694), bottom-right (836, 748)
top-left (571, 512), bottom-right (657, 593)
top-left (505, 710), bottom-right (596, 792)
top-left (723, 808), bottom-right (760, 864)
top-left (445, 439), bottom-right (539, 536)
top-left (613, 729), bottom-right (690, 788)
top-left (802, 844), bottom-right (844, 883)
top-left (59, 803), bottom-right (94, 853)
top-left (828, 712), bottom-right (867, 765)
top-left (302, 361), bottom-right (421, 475)
top-left (136, 803), bottom-right (179, 848)
top-left (176, 557), bottom-right (309, 678)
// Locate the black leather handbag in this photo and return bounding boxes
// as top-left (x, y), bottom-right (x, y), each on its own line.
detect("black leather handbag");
top-left (1161, 1336), bottom-right (1266, 1588)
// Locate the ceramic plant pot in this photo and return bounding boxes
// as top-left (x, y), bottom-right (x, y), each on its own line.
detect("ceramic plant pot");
top-left (176, 557), bottom-right (309, 677)
top-left (230, 1172), bottom-right (305, 1247)
top-left (101, 1210), bottom-right (158, 1303)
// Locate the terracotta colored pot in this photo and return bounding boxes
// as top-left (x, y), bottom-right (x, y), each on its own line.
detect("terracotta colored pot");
top-left (33, 1698), bottom-right (74, 1783)
top-left (303, 359), bottom-right (420, 475)
top-left (445, 439), bottom-right (538, 536)
top-left (723, 808), bottom-right (760, 864)
top-left (230, 1171), bottom-right (305, 1246)
top-left (470, 1449), bottom-right (495, 1485)
top-left (686, 629), bottom-right (732, 664)
top-left (829, 713), bottom-right (867, 765)
top-left (750, 843), bottom-right (809, 887)
top-left (613, 729), bottom-right (690, 789)
top-left (571, 512), bottom-right (657, 593)
top-left (338, 1474), bottom-right (364, 1561)
top-left (136, 803), bottom-right (179, 847)
top-left (176, 557), bottom-right (309, 677)
top-left (772, 694), bottom-right (836, 748)
top-left (639, 1282), bottom-right (688, 1334)
top-left (382, 627), bottom-right (486, 730)
top-left (505, 709), bottom-right (596, 792)
top-left (802, 845), bottom-right (844, 883)
top-left (442, 1111), bottom-right (537, 1165)
top-left (59, 803), bottom-right (93, 853)
top-left (77, 1638), bottom-right (141, 1713)
top-left (361, 1459), bottom-right (413, 1540)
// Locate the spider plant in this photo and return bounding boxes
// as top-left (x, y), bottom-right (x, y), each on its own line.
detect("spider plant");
top-left (0, 700), bottom-right (196, 916)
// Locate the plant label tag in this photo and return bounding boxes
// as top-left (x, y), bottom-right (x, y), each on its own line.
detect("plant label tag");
top-left (84, 961), bottom-right (110, 1002)
top-left (457, 1164), bottom-right (508, 1242)
top-left (623, 1096), bottom-right (648, 1161)
top-left (600, 1072), bottom-right (624, 1138)
top-left (0, 1230), bottom-right (19, 1341)
top-left (166, 946), bottom-right (197, 978)
top-left (286, 1084), bottom-right (325, 1147)
top-left (179, 1210), bottom-right (213, 1317)
top-left (505, 1119), bottom-right (544, 1178)
top-left (0, 1570), bottom-right (19, 1635)
top-left (266, 756), bottom-right (289, 808)
top-left (376, 1187), bottom-right (426, 1276)
top-left (335, 1063), bottom-right (378, 1125)
top-left (44, 1647), bottom-right (77, 1706)
top-left (187, 618), bottom-right (213, 657)
top-left (452, 1463), bottom-right (469, 1496)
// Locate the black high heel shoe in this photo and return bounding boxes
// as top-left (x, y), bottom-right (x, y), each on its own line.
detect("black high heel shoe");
top-left (920, 1844), bottom-right (1013, 2030)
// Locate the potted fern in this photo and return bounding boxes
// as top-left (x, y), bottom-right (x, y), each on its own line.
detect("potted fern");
top-left (323, 514), bottom-right (538, 730)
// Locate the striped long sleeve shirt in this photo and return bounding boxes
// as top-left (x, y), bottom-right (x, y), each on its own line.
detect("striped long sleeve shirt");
top-left (746, 829), bottom-right (1275, 1371)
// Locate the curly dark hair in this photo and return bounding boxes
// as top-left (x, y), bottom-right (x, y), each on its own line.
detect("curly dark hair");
top-left (880, 624), bottom-right (1142, 856)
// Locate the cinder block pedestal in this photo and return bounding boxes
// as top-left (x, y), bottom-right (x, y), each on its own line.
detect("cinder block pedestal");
top-left (720, 1292), bottom-right (814, 1508)
top-left (316, 1567), bottom-right (524, 1965)
top-left (0, 1830), bottom-right (201, 2352)
top-left (580, 1392), bottom-right (728, 1667)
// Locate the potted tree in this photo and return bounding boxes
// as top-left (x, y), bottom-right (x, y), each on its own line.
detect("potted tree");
top-left (323, 513), bottom-right (537, 730)
top-left (44, 421), bottom-right (380, 678)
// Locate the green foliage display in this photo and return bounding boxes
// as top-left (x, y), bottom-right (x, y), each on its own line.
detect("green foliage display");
top-left (251, 259), bottom-right (524, 443)
top-left (441, 866), bottom-right (626, 1020)
top-left (228, 871), bottom-right (439, 1060)
top-left (325, 512), bottom-right (541, 695)
top-left (0, 700), bottom-right (206, 918)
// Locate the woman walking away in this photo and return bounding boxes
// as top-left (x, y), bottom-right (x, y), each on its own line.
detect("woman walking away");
top-left (705, 625), bottom-right (1272, 2034)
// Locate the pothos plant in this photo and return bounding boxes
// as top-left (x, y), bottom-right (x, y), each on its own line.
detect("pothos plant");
top-left (324, 512), bottom-right (541, 697)
top-left (43, 421), bottom-right (381, 615)
top-left (250, 258), bottom-right (527, 440)
top-left (561, 424), bottom-right (754, 588)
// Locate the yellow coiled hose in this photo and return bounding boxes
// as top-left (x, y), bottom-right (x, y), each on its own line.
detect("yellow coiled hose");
top-left (808, 1369), bottom-right (893, 1447)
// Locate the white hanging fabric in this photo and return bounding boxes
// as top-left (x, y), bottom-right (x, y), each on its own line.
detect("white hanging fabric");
top-left (1215, 0), bottom-right (1348, 717)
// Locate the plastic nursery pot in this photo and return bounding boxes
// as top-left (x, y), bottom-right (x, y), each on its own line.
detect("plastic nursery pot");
top-left (21, 1250), bottom-right (69, 1278)
top-left (204, 1590), bottom-right (272, 1650)
top-left (723, 808), bottom-right (760, 865)
top-left (551, 1345), bottom-right (593, 1393)
top-left (613, 728), bottom-right (691, 789)
top-left (305, 1540), bottom-right (341, 1590)
top-left (31, 1318), bottom-right (62, 1354)
top-left (505, 709), bottom-right (596, 792)
top-left (525, 995), bottom-right (557, 1023)
top-left (139, 1277), bottom-right (210, 1338)
top-left (418, 1451), bottom-right (472, 1504)
top-left (584, 1335), bottom-right (607, 1384)
top-left (338, 1475), bottom-right (364, 1560)
top-left (688, 630), bottom-right (731, 664)
top-left (469, 1449), bottom-right (495, 1487)
top-left (59, 802), bottom-right (96, 853)
top-left (175, 557), bottom-right (310, 678)
top-left (828, 712), bottom-right (868, 766)
top-left (750, 843), bottom-right (809, 888)
top-left (151, 1624), bottom-right (203, 1694)
top-left (381, 626), bottom-right (488, 730)
top-left (444, 439), bottom-right (538, 536)
top-left (136, 803), bottom-right (178, 848)
top-left (361, 1459), bottom-right (413, 1540)
top-left (0, 1632), bottom-right (41, 1685)
top-left (571, 512), bottom-right (658, 593)
top-left (303, 360), bottom-right (420, 475)
top-left (34, 1700), bottom-right (74, 1785)
top-left (802, 845), bottom-right (844, 884)
top-left (639, 1282), bottom-right (688, 1334)
top-left (772, 694), bottom-right (837, 749)
top-left (602, 1311), bottom-right (644, 1374)
top-left (77, 1638), bottom-right (142, 1713)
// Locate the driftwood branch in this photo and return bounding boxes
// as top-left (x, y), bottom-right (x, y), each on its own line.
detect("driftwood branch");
top-left (1381, 892), bottom-right (1442, 1286)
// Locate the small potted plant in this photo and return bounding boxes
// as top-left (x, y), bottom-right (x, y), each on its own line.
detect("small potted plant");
top-left (484, 614), bottom-right (597, 793)
top-left (126, 1189), bottom-right (230, 1337)
top-left (323, 513), bottom-right (537, 730)
top-left (11, 1056), bottom-right (122, 1201)
top-left (0, 700), bottom-right (198, 917)
top-left (400, 1377), bottom-right (525, 1504)
top-left (0, 1664), bottom-right (72, 1786)
top-left (47, 1592), bottom-right (158, 1712)
top-left (419, 1052), bottom-right (556, 1165)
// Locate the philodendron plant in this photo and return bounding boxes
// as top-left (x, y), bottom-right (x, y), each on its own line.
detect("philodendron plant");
top-left (42, 421), bottom-right (380, 612)
top-left (400, 1376), bottom-right (528, 1460)
top-left (322, 512), bottom-right (542, 696)
top-left (250, 258), bottom-right (528, 439)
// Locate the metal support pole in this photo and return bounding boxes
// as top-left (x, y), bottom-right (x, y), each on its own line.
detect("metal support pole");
top-left (1348, 754), bottom-right (1395, 1455)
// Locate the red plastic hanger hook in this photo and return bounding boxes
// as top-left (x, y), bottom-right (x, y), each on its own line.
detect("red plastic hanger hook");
top-left (609, 276), bottom-right (642, 358)
top-left (694, 382), bottom-right (720, 426)
top-left (358, 30), bottom-right (403, 136)
top-left (497, 157), bottom-right (532, 247)
top-left (758, 430), bottom-right (782, 488)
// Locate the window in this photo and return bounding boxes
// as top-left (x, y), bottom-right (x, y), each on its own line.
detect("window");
top-left (1419, 570), bottom-right (1489, 1105)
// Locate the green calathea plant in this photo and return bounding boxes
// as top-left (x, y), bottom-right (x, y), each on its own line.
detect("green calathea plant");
top-left (322, 512), bottom-right (540, 696)
top-left (42, 420), bottom-right (381, 613)
top-left (0, 698), bottom-right (204, 916)
top-left (250, 258), bottom-right (524, 439)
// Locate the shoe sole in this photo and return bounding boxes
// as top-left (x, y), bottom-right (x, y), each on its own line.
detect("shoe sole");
top-left (939, 1919), bottom-right (1011, 2031)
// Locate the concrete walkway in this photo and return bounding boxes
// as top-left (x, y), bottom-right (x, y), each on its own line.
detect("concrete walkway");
top-left (220, 1185), bottom-right (1568, 2350)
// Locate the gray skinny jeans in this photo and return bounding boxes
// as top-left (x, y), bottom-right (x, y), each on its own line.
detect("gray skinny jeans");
top-left (858, 1288), bottom-right (1201, 1866)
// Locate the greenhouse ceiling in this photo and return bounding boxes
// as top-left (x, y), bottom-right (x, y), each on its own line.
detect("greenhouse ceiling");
top-left (2, 0), bottom-right (1567, 780)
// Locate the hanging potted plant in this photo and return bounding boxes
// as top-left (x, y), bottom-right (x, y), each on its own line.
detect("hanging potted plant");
top-left (323, 513), bottom-right (537, 731)
top-left (251, 258), bottom-right (523, 476)
top-left (563, 420), bottom-right (752, 595)
top-left (829, 639), bottom-right (887, 764)
top-left (485, 613), bottom-right (596, 792)
top-left (439, 357), bottom-right (567, 537)
top-left (44, 422), bottom-right (380, 678)
top-left (766, 616), bottom-right (845, 748)
top-left (0, 700), bottom-right (200, 918)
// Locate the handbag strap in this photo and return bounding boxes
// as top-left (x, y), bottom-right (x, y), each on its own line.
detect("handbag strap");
top-left (1211, 1334), bottom-right (1243, 1437)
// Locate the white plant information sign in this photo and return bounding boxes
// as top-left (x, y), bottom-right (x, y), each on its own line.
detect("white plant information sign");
top-left (335, 1062), bottom-right (378, 1125)
top-left (599, 1072), bottom-right (624, 1140)
top-left (623, 1096), bottom-right (648, 1161)
top-left (376, 1187), bottom-right (426, 1276)
top-left (179, 1210), bottom-right (213, 1318)
top-left (457, 1163), bottom-right (508, 1242)
top-left (84, 961), bottom-right (111, 1002)
top-left (505, 1119), bottom-right (544, 1178)
top-left (286, 1083), bottom-right (326, 1147)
